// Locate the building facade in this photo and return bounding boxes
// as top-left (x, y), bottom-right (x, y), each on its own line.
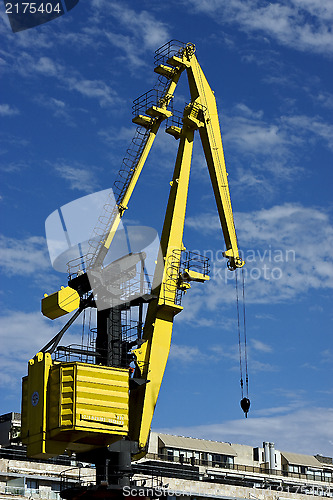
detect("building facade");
top-left (0, 414), bottom-right (332, 499)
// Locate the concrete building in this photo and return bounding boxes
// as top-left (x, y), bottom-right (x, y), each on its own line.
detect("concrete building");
top-left (0, 413), bottom-right (94, 500)
top-left (0, 414), bottom-right (332, 499)
top-left (133, 432), bottom-right (332, 499)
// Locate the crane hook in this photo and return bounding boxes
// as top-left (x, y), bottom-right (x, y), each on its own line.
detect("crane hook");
top-left (240, 397), bottom-right (250, 418)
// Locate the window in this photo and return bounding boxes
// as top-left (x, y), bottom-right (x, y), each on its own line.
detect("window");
top-left (212, 454), bottom-right (222, 465)
top-left (223, 455), bottom-right (234, 466)
top-left (324, 472), bottom-right (332, 481)
top-left (26, 479), bottom-right (38, 490)
top-left (253, 448), bottom-right (259, 462)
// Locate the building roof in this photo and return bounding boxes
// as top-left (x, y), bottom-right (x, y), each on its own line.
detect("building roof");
top-left (281, 451), bottom-right (323, 468)
top-left (158, 434), bottom-right (237, 456)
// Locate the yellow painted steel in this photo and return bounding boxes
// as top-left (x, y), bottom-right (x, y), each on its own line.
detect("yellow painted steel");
top-left (22, 353), bottom-right (129, 458)
top-left (23, 41), bottom-right (245, 461)
top-left (130, 123), bottom-right (195, 449)
top-left (21, 352), bottom-right (53, 458)
top-left (186, 55), bottom-right (244, 270)
top-left (130, 44), bottom-right (244, 452)
top-left (93, 66), bottom-right (185, 268)
top-left (41, 286), bottom-right (80, 320)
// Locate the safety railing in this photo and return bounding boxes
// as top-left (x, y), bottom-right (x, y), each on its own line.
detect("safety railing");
top-left (180, 250), bottom-right (210, 277)
top-left (4, 486), bottom-right (60, 499)
top-left (146, 453), bottom-right (332, 484)
top-left (161, 250), bottom-right (210, 307)
top-left (154, 40), bottom-right (195, 67)
top-left (132, 89), bottom-right (173, 117)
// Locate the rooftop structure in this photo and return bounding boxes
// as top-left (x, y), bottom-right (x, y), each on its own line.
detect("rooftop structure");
top-left (0, 414), bottom-right (332, 499)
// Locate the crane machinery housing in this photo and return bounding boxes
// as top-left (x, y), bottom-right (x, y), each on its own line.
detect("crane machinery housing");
top-left (21, 40), bottom-right (245, 498)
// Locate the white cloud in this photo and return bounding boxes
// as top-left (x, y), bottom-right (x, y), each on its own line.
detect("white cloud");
top-left (34, 96), bottom-right (75, 125)
top-left (224, 115), bottom-right (286, 154)
top-left (0, 104), bottom-right (19, 116)
top-left (52, 161), bottom-right (101, 193)
top-left (251, 339), bottom-right (273, 353)
top-left (10, 53), bottom-right (120, 108)
top-left (0, 311), bottom-right (81, 389)
top-left (109, 3), bottom-right (169, 50)
top-left (99, 126), bottom-right (136, 145)
top-left (222, 105), bottom-right (333, 189)
top-left (185, 203), bottom-right (333, 305)
top-left (102, 3), bottom-right (170, 69)
top-left (155, 407), bottom-right (333, 456)
top-left (169, 340), bottom-right (276, 375)
top-left (0, 234), bottom-right (50, 276)
top-left (281, 114), bottom-right (333, 151)
top-left (35, 56), bottom-right (61, 77)
top-left (66, 76), bottom-right (118, 107)
top-left (188, 0), bottom-right (333, 56)
top-left (170, 344), bottom-right (201, 363)
top-left (316, 92), bottom-right (333, 110)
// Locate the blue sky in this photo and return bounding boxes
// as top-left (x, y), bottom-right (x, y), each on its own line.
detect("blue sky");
top-left (0, 0), bottom-right (332, 457)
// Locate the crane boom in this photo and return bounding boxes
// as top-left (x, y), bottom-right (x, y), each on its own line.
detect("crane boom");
top-left (74, 60), bottom-right (186, 273)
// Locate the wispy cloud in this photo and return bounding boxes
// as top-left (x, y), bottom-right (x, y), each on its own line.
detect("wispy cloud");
top-left (0, 311), bottom-right (81, 389)
top-left (6, 52), bottom-right (121, 108)
top-left (0, 234), bottom-right (50, 276)
top-left (66, 76), bottom-right (119, 107)
top-left (0, 104), bottom-right (19, 116)
top-left (316, 91), bottom-right (333, 110)
top-left (281, 114), bottom-right (333, 151)
top-left (186, 203), bottom-right (333, 304)
top-left (34, 96), bottom-right (75, 125)
top-left (170, 344), bottom-right (201, 363)
top-left (251, 339), bottom-right (273, 353)
top-left (188, 0), bottom-right (333, 56)
top-left (155, 407), bottom-right (333, 456)
top-left (100, 2), bottom-right (170, 69)
top-left (169, 340), bottom-right (277, 375)
top-left (221, 104), bottom-right (333, 197)
top-left (51, 160), bottom-right (101, 193)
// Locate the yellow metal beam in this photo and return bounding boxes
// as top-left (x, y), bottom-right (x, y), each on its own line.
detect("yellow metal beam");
top-left (24, 42), bottom-right (244, 462)
top-left (130, 124), bottom-right (195, 449)
top-left (93, 66), bottom-right (185, 268)
top-left (186, 55), bottom-right (244, 269)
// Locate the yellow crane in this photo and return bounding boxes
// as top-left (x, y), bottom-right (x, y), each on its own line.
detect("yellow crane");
top-left (21, 40), bottom-right (245, 491)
